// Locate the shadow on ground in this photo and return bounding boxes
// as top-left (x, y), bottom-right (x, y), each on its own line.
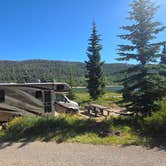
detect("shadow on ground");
top-left (111, 115), bottom-right (166, 150)
top-left (0, 116), bottom-right (114, 149)
top-left (0, 115), bottom-right (166, 150)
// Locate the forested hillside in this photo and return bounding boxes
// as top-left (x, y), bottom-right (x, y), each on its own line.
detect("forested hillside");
top-left (0, 60), bottom-right (131, 86)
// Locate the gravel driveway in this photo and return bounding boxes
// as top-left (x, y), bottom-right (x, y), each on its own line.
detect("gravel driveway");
top-left (0, 142), bottom-right (166, 166)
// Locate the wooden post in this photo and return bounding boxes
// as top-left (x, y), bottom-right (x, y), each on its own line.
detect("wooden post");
top-left (100, 109), bottom-right (104, 116)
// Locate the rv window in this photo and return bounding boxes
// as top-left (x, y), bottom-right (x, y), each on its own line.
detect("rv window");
top-left (55, 93), bottom-right (66, 102)
top-left (35, 91), bottom-right (42, 99)
top-left (0, 90), bottom-right (5, 102)
top-left (57, 84), bottom-right (64, 91)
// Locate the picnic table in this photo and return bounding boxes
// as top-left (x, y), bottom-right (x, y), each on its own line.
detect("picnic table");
top-left (85, 104), bottom-right (134, 117)
top-left (86, 104), bottom-right (112, 117)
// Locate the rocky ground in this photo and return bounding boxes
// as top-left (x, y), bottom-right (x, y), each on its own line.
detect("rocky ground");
top-left (0, 142), bottom-right (166, 166)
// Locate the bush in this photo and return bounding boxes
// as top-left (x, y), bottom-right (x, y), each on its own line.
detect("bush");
top-left (144, 98), bottom-right (166, 136)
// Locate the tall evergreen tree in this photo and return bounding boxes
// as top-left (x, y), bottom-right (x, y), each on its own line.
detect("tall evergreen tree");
top-left (159, 43), bottom-right (166, 78)
top-left (118, 0), bottom-right (166, 115)
top-left (85, 23), bottom-right (105, 100)
top-left (160, 43), bottom-right (166, 64)
top-left (67, 66), bottom-right (75, 100)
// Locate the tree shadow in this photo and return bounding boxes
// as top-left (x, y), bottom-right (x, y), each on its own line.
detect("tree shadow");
top-left (0, 117), bottom-right (113, 149)
top-left (111, 115), bottom-right (166, 150)
top-left (0, 142), bottom-right (14, 150)
top-left (1, 115), bottom-right (166, 150)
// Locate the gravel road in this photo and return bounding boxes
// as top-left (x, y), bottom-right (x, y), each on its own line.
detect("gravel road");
top-left (0, 142), bottom-right (166, 166)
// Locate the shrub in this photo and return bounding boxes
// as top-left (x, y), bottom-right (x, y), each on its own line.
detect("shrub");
top-left (144, 98), bottom-right (166, 136)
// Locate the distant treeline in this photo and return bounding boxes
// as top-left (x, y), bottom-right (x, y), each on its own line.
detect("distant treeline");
top-left (0, 60), bottom-right (131, 86)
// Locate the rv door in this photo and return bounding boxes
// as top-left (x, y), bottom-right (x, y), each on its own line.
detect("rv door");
top-left (43, 90), bottom-right (52, 113)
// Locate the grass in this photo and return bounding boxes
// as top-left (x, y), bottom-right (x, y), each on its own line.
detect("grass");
top-left (0, 115), bottom-right (141, 145)
top-left (69, 133), bottom-right (137, 145)
top-left (74, 92), bottom-right (123, 108)
top-left (72, 92), bottom-right (166, 147)
top-left (0, 113), bottom-right (164, 147)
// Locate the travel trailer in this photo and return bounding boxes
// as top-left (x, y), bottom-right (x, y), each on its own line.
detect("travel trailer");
top-left (0, 82), bottom-right (79, 122)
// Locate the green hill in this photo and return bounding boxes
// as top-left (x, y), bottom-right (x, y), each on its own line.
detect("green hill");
top-left (0, 60), bottom-right (131, 86)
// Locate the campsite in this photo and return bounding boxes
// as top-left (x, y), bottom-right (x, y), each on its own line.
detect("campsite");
top-left (0, 0), bottom-right (166, 165)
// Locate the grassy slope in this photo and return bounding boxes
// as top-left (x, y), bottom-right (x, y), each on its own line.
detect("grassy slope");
top-left (0, 115), bottom-right (140, 145)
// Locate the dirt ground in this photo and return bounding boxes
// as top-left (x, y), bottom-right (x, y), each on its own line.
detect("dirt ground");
top-left (0, 142), bottom-right (166, 166)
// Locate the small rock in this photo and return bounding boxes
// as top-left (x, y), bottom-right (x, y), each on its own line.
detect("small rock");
top-left (114, 131), bottom-right (121, 136)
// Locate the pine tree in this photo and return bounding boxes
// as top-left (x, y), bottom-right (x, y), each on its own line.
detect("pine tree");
top-left (118, 0), bottom-right (166, 115)
top-left (67, 67), bottom-right (75, 100)
top-left (160, 43), bottom-right (166, 64)
top-left (17, 69), bottom-right (30, 83)
top-left (159, 43), bottom-right (166, 78)
top-left (85, 23), bottom-right (105, 100)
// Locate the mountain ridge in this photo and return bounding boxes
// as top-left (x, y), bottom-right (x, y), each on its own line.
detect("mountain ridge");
top-left (0, 60), bottom-right (131, 86)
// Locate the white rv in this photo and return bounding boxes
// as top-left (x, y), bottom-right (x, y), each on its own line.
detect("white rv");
top-left (0, 82), bottom-right (79, 122)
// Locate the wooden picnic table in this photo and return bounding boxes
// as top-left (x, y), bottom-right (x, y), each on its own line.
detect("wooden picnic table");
top-left (85, 104), bottom-right (134, 117)
top-left (86, 104), bottom-right (111, 117)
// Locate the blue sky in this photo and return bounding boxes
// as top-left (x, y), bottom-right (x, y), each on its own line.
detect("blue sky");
top-left (0, 0), bottom-right (165, 63)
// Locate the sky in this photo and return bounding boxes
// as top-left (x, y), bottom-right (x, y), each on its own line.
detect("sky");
top-left (0, 0), bottom-right (165, 63)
